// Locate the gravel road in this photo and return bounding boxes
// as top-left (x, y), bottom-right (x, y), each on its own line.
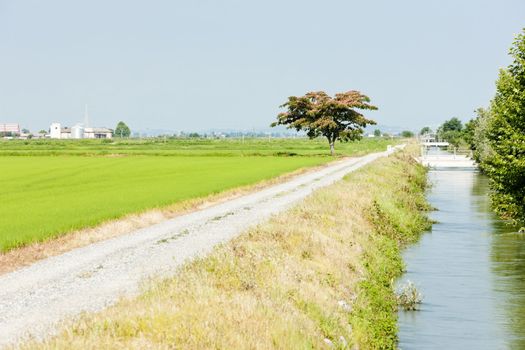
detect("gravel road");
top-left (0, 146), bottom-right (402, 348)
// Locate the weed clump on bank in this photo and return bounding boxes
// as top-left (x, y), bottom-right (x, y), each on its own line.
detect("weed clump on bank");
top-left (20, 148), bottom-right (430, 350)
top-left (396, 281), bottom-right (423, 311)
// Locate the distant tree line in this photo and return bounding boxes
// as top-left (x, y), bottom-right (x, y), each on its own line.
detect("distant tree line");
top-left (401, 130), bottom-right (414, 138)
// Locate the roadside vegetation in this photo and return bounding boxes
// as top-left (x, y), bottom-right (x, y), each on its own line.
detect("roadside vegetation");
top-left (19, 148), bottom-right (431, 349)
top-left (0, 138), bottom-right (396, 252)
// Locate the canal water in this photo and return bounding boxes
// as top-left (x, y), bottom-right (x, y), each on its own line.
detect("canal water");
top-left (397, 168), bottom-right (525, 349)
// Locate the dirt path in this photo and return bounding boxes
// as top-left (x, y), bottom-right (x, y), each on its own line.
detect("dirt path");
top-left (0, 146), bottom-right (402, 348)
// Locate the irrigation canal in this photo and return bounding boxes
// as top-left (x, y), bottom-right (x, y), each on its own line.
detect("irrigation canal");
top-left (398, 155), bottom-right (525, 349)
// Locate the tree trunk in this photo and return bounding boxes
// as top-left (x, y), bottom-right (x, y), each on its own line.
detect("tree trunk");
top-left (327, 136), bottom-right (335, 156)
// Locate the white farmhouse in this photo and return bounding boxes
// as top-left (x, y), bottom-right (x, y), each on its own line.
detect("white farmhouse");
top-left (84, 127), bottom-right (112, 139)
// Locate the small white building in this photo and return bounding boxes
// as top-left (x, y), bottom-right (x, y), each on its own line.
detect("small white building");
top-left (49, 123), bottom-right (61, 139)
top-left (84, 127), bottom-right (112, 139)
top-left (50, 123), bottom-right (71, 139)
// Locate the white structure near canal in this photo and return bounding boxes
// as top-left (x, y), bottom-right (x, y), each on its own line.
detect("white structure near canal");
top-left (419, 154), bottom-right (476, 168)
top-left (49, 123), bottom-right (113, 139)
top-left (417, 137), bottom-right (476, 168)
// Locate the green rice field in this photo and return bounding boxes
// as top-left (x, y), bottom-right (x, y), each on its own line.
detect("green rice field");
top-left (0, 138), bottom-right (395, 251)
top-left (0, 137), bottom-right (394, 157)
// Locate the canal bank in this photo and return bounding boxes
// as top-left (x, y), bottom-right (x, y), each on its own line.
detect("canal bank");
top-left (398, 168), bottom-right (525, 349)
top-left (15, 149), bottom-right (431, 349)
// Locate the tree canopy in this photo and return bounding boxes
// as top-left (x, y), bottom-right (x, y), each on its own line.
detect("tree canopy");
top-left (462, 118), bottom-right (477, 150)
top-left (419, 126), bottom-right (432, 135)
top-left (271, 91), bottom-right (377, 155)
top-left (466, 29), bottom-right (525, 225)
top-left (114, 121), bottom-right (131, 138)
top-left (437, 117), bottom-right (464, 147)
top-left (440, 117), bottom-right (463, 132)
top-left (471, 107), bottom-right (493, 165)
top-left (484, 30), bottom-right (525, 222)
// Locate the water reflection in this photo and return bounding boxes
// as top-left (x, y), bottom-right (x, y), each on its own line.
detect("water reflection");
top-left (398, 169), bottom-right (524, 349)
top-left (490, 222), bottom-right (525, 348)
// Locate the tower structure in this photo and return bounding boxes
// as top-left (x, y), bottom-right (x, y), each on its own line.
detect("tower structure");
top-left (84, 104), bottom-right (89, 128)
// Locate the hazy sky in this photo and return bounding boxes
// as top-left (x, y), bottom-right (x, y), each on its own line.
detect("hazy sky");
top-left (1, 1), bottom-right (524, 132)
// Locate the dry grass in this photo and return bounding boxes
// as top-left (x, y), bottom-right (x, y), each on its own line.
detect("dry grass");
top-left (0, 161), bottom-right (340, 275)
top-left (18, 150), bottom-right (429, 349)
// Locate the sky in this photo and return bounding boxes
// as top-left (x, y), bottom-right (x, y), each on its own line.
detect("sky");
top-left (0, 0), bottom-right (524, 133)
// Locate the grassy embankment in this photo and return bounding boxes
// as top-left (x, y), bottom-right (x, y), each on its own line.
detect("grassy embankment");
top-left (0, 138), bottom-right (395, 252)
top-left (20, 148), bottom-right (431, 349)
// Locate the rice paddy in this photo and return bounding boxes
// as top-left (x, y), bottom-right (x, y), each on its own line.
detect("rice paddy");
top-left (0, 137), bottom-right (395, 251)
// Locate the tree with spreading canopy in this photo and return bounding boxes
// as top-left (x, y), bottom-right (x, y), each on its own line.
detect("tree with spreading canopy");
top-left (271, 91), bottom-right (377, 155)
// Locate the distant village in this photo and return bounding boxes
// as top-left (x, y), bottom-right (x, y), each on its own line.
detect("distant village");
top-left (0, 122), bottom-right (113, 140)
